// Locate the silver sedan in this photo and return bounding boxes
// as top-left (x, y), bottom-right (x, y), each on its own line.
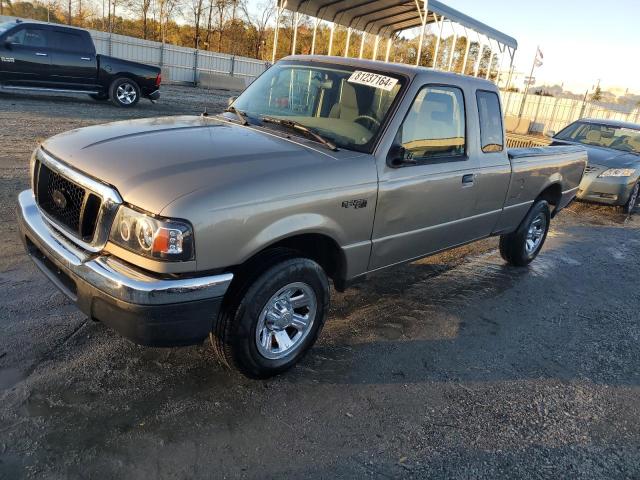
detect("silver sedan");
top-left (550, 119), bottom-right (640, 213)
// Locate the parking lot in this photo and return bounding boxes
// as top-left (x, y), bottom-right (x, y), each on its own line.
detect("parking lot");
top-left (1, 85), bottom-right (639, 479)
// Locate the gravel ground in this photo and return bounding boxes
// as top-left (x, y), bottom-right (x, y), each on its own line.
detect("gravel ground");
top-left (1, 85), bottom-right (639, 479)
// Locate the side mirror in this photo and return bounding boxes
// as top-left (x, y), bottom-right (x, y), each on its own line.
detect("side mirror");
top-left (387, 144), bottom-right (415, 168)
top-left (545, 130), bottom-right (556, 138)
top-left (227, 96), bottom-right (237, 107)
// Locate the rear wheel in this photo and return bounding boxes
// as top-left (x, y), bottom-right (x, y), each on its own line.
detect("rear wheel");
top-left (210, 253), bottom-right (330, 378)
top-left (500, 200), bottom-right (551, 266)
top-left (109, 77), bottom-right (140, 107)
top-left (623, 181), bottom-right (639, 214)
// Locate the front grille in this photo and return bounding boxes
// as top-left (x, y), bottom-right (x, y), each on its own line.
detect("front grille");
top-left (35, 160), bottom-right (102, 241)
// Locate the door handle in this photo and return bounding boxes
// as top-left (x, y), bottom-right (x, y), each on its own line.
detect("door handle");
top-left (462, 174), bottom-right (475, 186)
top-left (35, 52), bottom-right (48, 56)
top-left (80, 57), bottom-right (91, 61)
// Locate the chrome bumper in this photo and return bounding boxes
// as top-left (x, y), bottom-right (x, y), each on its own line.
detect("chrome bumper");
top-left (17, 190), bottom-right (233, 306)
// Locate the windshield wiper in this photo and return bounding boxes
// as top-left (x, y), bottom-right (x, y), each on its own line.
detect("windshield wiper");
top-left (224, 105), bottom-right (249, 126)
top-left (261, 116), bottom-right (338, 151)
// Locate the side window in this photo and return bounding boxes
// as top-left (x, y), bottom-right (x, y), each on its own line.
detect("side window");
top-left (51, 30), bottom-right (92, 53)
top-left (10, 28), bottom-right (48, 48)
top-left (397, 86), bottom-right (466, 161)
top-left (477, 90), bottom-right (504, 153)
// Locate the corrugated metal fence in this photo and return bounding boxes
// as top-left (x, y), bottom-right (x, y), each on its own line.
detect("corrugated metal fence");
top-left (501, 90), bottom-right (640, 135)
top-left (0, 15), bottom-right (270, 84)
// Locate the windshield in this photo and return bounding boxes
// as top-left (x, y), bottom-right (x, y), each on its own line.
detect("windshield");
top-left (0, 22), bottom-right (14, 35)
top-left (556, 121), bottom-right (640, 155)
top-left (229, 62), bottom-right (405, 152)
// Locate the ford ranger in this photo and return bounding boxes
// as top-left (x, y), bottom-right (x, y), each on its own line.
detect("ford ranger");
top-left (0, 20), bottom-right (161, 107)
top-left (17, 56), bottom-right (587, 378)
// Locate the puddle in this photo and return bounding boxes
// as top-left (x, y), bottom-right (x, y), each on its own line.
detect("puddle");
top-left (0, 366), bottom-right (27, 391)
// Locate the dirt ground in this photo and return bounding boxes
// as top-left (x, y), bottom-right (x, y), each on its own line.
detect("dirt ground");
top-left (1, 85), bottom-right (639, 479)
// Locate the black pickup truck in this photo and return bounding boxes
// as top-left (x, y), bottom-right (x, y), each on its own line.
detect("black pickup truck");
top-left (0, 20), bottom-right (161, 107)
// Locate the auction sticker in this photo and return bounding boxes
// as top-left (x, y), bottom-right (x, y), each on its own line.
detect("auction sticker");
top-left (348, 71), bottom-right (399, 91)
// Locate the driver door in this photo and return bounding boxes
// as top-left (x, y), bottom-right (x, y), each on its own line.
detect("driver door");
top-left (1, 25), bottom-right (51, 86)
top-left (370, 85), bottom-right (480, 270)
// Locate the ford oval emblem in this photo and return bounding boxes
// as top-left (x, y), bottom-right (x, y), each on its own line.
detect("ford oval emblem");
top-left (52, 189), bottom-right (68, 209)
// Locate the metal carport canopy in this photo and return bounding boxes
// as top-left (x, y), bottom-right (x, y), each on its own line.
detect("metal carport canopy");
top-left (285, 0), bottom-right (517, 49)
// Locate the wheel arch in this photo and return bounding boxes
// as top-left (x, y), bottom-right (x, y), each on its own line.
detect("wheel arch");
top-left (536, 182), bottom-right (563, 217)
top-left (231, 231), bottom-right (348, 293)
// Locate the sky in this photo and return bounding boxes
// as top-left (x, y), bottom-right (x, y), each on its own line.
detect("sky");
top-left (249, 0), bottom-right (640, 95)
top-left (442, 0), bottom-right (640, 94)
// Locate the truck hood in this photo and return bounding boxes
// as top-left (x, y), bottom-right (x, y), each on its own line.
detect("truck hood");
top-left (552, 140), bottom-right (639, 168)
top-left (41, 116), bottom-right (352, 214)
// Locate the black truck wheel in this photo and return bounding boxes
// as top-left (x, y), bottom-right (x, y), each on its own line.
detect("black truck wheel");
top-left (211, 253), bottom-right (330, 378)
top-left (500, 200), bottom-right (551, 267)
top-left (109, 77), bottom-right (140, 107)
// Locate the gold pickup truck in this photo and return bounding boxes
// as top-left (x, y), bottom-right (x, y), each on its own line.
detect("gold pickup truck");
top-left (17, 56), bottom-right (587, 377)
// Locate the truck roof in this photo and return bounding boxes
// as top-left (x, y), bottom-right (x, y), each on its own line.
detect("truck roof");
top-left (5, 19), bottom-right (89, 34)
top-left (281, 55), bottom-right (499, 90)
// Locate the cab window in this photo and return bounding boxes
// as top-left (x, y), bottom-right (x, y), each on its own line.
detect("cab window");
top-left (396, 86), bottom-right (466, 161)
top-left (9, 27), bottom-right (48, 48)
top-left (51, 30), bottom-right (93, 53)
top-left (477, 90), bottom-right (504, 153)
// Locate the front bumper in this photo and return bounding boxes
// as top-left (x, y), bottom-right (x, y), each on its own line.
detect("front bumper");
top-left (577, 173), bottom-right (637, 206)
top-left (17, 190), bottom-right (233, 347)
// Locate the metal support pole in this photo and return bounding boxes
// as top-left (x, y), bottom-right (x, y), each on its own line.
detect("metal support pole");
top-left (448, 28), bottom-right (458, 71)
top-left (461, 27), bottom-right (470, 74)
top-left (473, 34), bottom-right (483, 77)
top-left (485, 42), bottom-right (493, 80)
top-left (291, 11), bottom-right (299, 55)
top-left (344, 27), bottom-right (352, 57)
top-left (385, 37), bottom-right (392, 62)
top-left (505, 48), bottom-right (516, 91)
top-left (311, 18), bottom-right (319, 55)
top-left (272, 0), bottom-right (285, 63)
top-left (372, 34), bottom-right (380, 60)
top-left (193, 49), bottom-right (198, 85)
top-left (328, 23), bottom-right (335, 56)
top-left (359, 31), bottom-right (366, 59)
top-left (415, 0), bottom-right (428, 66)
top-left (432, 15), bottom-right (445, 69)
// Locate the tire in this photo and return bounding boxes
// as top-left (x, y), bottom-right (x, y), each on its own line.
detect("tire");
top-left (89, 92), bottom-right (109, 101)
top-left (108, 77), bottom-right (140, 107)
top-left (500, 200), bottom-right (551, 267)
top-left (623, 182), bottom-right (639, 215)
top-left (210, 253), bottom-right (330, 378)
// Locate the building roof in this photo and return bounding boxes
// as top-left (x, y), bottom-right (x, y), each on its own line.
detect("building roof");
top-left (286, 0), bottom-right (517, 49)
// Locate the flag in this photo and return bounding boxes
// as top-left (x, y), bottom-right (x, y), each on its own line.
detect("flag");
top-left (535, 47), bottom-right (544, 67)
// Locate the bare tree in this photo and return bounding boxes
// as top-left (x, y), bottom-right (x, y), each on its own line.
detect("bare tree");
top-left (191, 0), bottom-right (206, 48)
top-left (127, 0), bottom-right (153, 39)
top-left (242, 1), bottom-right (274, 59)
top-left (214, 0), bottom-right (230, 52)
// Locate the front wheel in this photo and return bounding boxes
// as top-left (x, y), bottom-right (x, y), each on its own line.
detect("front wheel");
top-left (623, 182), bottom-right (639, 214)
top-left (500, 200), bottom-right (551, 266)
top-left (108, 77), bottom-right (140, 107)
top-left (211, 255), bottom-right (330, 378)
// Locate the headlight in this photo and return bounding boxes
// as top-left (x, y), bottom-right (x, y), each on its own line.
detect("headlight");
top-left (109, 205), bottom-right (194, 261)
top-left (599, 168), bottom-right (636, 178)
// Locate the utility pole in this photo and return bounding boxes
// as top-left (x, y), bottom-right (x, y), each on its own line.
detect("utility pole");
top-left (518, 46), bottom-right (543, 119)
